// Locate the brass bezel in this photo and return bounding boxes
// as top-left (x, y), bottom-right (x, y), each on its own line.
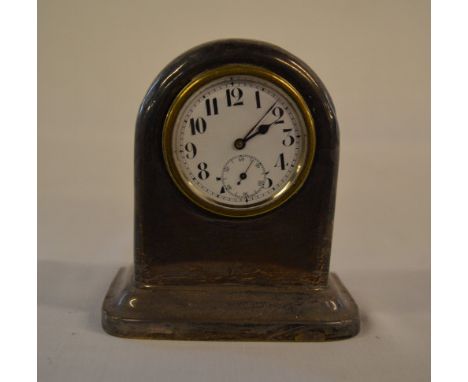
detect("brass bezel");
top-left (162, 64), bottom-right (316, 218)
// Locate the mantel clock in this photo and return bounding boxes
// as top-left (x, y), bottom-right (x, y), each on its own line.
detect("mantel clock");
top-left (102, 39), bottom-right (360, 341)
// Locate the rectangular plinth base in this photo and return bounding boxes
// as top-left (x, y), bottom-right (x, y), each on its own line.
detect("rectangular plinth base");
top-left (102, 267), bottom-right (359, 341)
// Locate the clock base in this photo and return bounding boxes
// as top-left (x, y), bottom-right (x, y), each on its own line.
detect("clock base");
top-left (102, 266), bottom-right (360, 341)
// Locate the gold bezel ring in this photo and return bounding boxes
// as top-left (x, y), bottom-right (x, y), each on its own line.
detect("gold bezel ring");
top-left (162, 64), bottom-right (316, 218)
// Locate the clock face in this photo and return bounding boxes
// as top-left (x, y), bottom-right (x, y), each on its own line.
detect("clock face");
top-left (163, 66), bottom-right (315, 217)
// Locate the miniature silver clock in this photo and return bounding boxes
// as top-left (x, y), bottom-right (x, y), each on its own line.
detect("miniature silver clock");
top-left (102, 40), bottom-right (360, 342)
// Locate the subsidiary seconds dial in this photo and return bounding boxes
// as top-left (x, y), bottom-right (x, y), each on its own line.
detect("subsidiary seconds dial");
top-left (163, 66), bottom-right (316, 217)
top-left (221, 155), bottom-right (267, 201)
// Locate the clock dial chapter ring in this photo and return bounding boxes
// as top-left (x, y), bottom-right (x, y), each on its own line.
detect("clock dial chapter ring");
top-left (162, 64), bottom-right (316, 218)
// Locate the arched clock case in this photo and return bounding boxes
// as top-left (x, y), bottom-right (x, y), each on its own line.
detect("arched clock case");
top-left (102, 39), bottom-right (360, 341)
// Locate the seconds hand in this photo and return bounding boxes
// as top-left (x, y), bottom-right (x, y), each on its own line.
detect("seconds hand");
top-left (234, 101), bottom-right (277, 150)
top-left (237, 159), bottom-right (254, 185)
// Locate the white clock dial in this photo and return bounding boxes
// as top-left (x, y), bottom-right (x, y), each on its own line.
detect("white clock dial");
top-left (164, 70), bottom-right (314, 216)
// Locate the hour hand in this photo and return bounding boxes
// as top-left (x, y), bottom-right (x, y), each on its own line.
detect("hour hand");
top-left (234, 121), bottom-right (280, 149)
top-left (247, 121), bottom-right (281, 139)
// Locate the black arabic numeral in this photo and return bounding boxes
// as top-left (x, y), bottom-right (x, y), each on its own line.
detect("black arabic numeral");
top-left (272, 106), bottom-right (284, 124)
top-left (226, 88), bottom-right (244, 107)
top-left (205, 97), bottom-right (218, 116)
top-left (274, 153), bottom-right (287, 170)
top-left (282, 128), bottom-right (295, 146)
top-left (255, 90), bottom-right (261, 108)
top-left (263, 171), bottom-right (273, 188)
top-left (184, 142), bottom-right (197, 159)
top-left (197, 162), bottom-right (210, 180)
top-left (190, 117), bottom-right (207, 135)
